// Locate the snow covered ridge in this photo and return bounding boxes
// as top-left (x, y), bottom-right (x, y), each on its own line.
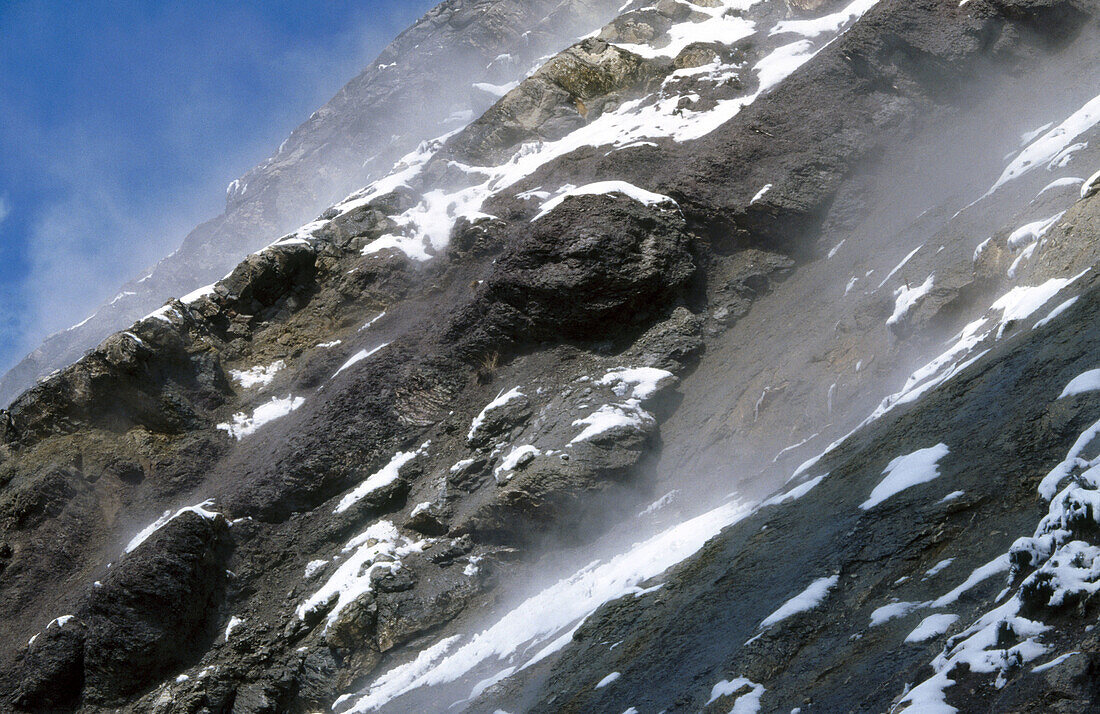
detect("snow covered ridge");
top-left (125, 499), bottom-right (220, 554)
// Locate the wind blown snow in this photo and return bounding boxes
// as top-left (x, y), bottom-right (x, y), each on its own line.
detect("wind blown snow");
top-left (337, 500), bottom-right (754, 712)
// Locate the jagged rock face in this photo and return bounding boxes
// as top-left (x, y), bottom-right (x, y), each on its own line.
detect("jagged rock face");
top-left (2, 0), bottom-right (1100, 712)
top-left (447, 38), bottom-right (668, 164)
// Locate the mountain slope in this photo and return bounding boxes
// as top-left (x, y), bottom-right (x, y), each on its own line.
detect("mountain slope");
top-left (1, 1), bottom-right (1099, 712)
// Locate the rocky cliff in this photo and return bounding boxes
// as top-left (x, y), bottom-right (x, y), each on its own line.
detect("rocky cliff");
top-left (2, 1), bottom-right (1100, 713)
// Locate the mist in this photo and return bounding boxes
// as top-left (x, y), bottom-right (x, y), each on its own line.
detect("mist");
top-left (0, 1), bottom-right (435, 375)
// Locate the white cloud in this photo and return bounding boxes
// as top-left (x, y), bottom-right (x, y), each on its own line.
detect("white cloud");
top-left (0, 194), bottom-right (10, 226)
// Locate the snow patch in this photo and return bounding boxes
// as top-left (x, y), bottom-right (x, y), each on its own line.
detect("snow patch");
top-left (532, 181), bottom-right (676, 221)
top-left (334, 443), bottom-right (429, 514)
top-left (216, 395), bottom-right (305, 440)
top-left (224, 616), bottom-right (244, 641)
top-left (707, 676), bottom-right (765, 713)
top-left (988, 92), bottom-right (1100, 194)
top-left (861, 444), bottom-right (949, 510)
top-left (1058, 368), bottom-right (1100, 399)
top-left (758, 575), bottom-right (838, 629)
top-left (332, 343), bottom-right (389, 379)
top-left (468, 387), bottom-right (525, 441)
top-left (336, 500), bottom-right (754, 712)
top-left (229, 360), bottom-right (285, 389)
top-left (905, 614), bottom-right (959, 644)
top-left (887, 274), bottom-right (934, 327)
top-left (297, 520), bottom-right (429, 631)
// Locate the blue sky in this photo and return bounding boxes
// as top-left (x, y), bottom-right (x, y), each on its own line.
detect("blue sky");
top-left (0, 0), bottom-right (435, 374)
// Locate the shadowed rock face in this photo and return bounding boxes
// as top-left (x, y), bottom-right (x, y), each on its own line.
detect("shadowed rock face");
top-left (1, 0), bottom-right (1100, 712)
top-left (5, 511), bottom-right (231, 709)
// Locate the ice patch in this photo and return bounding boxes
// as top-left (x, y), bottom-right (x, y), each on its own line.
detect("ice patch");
top-left (595, 671), bottom-right (620, 689)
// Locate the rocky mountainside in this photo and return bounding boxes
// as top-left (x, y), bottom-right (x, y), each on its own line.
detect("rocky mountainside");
top-left (2, 0), bottom-right (1100, 712)
top-left (0, 0), bottom-right (625, 408)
